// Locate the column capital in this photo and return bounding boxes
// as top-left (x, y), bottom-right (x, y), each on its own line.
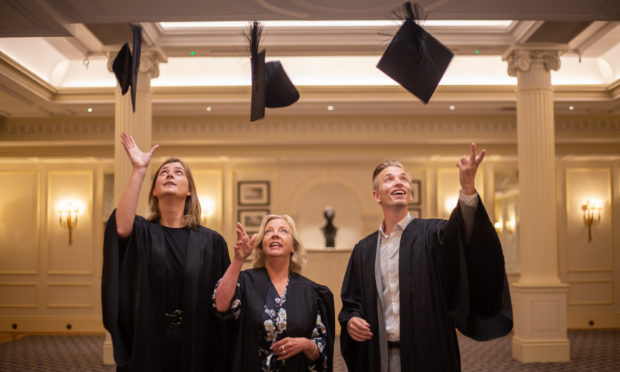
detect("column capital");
top-left (138, 52), bottom-right (162, 79)
top-left (506, 49), bottom-right (561, 77)
top-left (106, 50), bottom-right (163, 80)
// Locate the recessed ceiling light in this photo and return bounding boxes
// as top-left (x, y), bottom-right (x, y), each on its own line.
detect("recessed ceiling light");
top-left (327, 105), bottom-right (334, 111)
top-left (206, 106), bottom-right (212, 112)
top-left (449, 105), bottom-right (455, 111)
top-left (87, 107), bottom-right (93, 112)
top-left (568, 105), bottom-right (575, 111)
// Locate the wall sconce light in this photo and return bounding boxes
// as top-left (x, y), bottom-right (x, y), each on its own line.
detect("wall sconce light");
top-left (494, 218), bottom-right (515, 235)
top-left (57, 200), bottom-right (83, 245)
top-left (505, 218), bottom-right (516, 234)
top-left (494, 220), bottom-right (503, 235)
top-left (199, 197), bottom-right (215, 226)
top-left (581, 200), bottom-right (602, 242)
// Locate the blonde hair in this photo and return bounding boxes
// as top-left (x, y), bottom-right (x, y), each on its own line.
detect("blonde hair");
top-left (252, 214), bottom-right (306, 273)
top-left (147, 158), bottom-right (201, 229)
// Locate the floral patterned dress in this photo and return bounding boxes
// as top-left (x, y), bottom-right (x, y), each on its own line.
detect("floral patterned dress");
top-left (214, 277), bottom-right (328, 372)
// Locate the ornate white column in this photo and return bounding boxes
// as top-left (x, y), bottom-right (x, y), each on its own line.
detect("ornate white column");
top-left (506, 49), bottom-right (570, 362)
top-left (102, 51), bottom-right (162, 365)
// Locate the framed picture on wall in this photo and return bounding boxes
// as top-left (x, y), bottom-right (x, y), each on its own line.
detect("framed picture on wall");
top-left (410, 180), bottom-right (421, 205)
top-left (409, 207), bottom-right (421, 219)
top-left (238, 209), bottom-right (270, 234)
top-left (238, 181), bottom-right (270, 206)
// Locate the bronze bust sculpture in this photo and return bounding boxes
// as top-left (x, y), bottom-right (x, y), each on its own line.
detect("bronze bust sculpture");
top-left (321, 206), bottom-right (337, 248)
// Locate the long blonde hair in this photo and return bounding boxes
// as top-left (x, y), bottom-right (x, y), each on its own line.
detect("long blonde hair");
top-left (252, 214), bottom-right (306, 273)
top-left (147, 158), bottom-right (201, 229)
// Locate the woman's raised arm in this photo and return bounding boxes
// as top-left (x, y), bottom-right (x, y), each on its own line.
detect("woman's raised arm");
top-left (115, 133), bottom-right (159, 238)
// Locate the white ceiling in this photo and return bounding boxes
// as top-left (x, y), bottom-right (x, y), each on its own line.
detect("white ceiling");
top-left (0, 0), bottom-right (619, 119)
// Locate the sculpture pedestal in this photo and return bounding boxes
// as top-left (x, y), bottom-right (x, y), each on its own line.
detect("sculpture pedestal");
top-left (304, 247), bottom-right (353, 334)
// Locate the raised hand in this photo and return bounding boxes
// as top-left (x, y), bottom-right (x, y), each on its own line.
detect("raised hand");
top-left (234, 222), bottom-right (256, 262)
top-left (457, 143), bottom-right (486, 195)
top-left (120, 133), bottom-right (159, 170)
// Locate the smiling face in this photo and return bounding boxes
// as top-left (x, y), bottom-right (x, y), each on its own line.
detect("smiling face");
top-left (261, 218), bottom-right (295, 259)
top-left (152, 161), bottom-right (191, 199)
top-left (372, 165), bottom-right (412, 208)
top-left (252, 214), bottom-right (305, 273)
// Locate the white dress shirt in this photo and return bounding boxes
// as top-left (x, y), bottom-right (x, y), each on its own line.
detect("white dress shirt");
top-left (378, 191), bottom-right (478, 342)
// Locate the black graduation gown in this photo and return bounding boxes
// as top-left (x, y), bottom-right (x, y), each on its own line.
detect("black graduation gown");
top-left (101, 210), bottom-right (231, 372)
top-left (338, 200), bottom-right (513, 372)
top-left (225, 268), bottom-right (336, 372)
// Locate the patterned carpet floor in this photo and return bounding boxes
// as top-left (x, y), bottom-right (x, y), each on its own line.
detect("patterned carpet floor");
top-left (0, 330), bottom-right (618, 371)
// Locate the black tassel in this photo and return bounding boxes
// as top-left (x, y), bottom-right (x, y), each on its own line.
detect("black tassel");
top-left (392, 2), bottom-right (424, 23)
top-left (405, 2), bottom-right (418, 21)
top-left (246, 21), bottom-right (263, 58)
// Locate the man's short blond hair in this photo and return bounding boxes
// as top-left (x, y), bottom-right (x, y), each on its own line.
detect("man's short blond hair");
top-left (372, 160), bottom-right (408, 190)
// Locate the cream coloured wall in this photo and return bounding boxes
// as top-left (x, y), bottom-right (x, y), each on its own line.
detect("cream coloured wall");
top-left (0, 159), bottom-right (112, 333)
top-left (556, 161), bottom-right (620, 328)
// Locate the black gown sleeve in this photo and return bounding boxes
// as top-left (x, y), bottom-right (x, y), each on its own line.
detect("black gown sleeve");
top-left (338, 244), bottom-right (367, 370)
top-left (338, 246), bottom-right (365, 322)
top-left (440, 200), bottom-right (513, 341)
top-left (208, 233), bottom-right (233, 372)
top-left (101, 210), bottom-right (146, 366)
top-left (314, 283), bottom-right (335, 372)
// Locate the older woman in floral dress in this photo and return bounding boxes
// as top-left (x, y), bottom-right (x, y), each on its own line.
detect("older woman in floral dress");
top-left (214, 214), bottom-right (334, 372)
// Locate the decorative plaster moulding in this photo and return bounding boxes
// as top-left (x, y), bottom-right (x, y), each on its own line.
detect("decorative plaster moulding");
top-left (1, 117), bottom-right (618, 146)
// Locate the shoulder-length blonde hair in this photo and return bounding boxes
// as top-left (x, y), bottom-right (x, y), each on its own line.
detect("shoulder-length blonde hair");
top-left (252, 214), bottom-right (306, 273)
top-left (147, 157), bottom-right (201, 229)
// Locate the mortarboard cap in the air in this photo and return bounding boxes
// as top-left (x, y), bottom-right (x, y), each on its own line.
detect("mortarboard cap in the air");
top-left (112, 43), bottom-right (131, 95)
top-left (377, 2), bottom-right (453, 104)
top-left (111, 24), bottom-right (142, 112)
top-left (249, 21), bottom-right (299, 122)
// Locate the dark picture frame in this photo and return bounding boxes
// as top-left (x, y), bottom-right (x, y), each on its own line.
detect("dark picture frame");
top-left (409, 179), bottom-right (421, 205)
top-left (238, 181), bottom-right (270, 206)
top-left (238, 209), bottom-right (270, 234)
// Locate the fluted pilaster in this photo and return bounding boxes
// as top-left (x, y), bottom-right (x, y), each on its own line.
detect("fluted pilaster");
top-left (508, 50), bottom-right (561, 284)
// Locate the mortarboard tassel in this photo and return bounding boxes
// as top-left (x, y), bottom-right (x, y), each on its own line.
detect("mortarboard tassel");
top-left (395, 2), bottom-right (432, 67)
top-left (248, 22), bottom-right (263, 66)
top-left (404, 1), bottom-right (421, 21)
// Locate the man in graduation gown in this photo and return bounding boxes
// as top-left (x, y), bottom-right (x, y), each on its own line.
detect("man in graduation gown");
top-left (339, 144), bottom-right (513, 372)
top-left (102, 211), bottom-right (231, 371)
